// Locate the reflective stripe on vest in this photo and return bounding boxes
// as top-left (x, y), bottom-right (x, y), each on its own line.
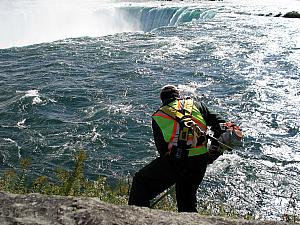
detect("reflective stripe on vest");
top-left (152, 99), bottom-right (208, 157)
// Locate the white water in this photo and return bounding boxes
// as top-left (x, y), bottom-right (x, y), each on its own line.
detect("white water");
top-left (0, 0), bottom-right (139, 48)
top-left (0, 0), bottom-right (299, 49)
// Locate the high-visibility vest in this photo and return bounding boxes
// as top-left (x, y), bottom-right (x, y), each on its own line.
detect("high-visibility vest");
top-left (152, 98), bottom-right (208, 157)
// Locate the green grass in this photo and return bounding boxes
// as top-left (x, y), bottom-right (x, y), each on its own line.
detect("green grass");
top-left (0, 150), bottom-right (299, 223)
top-left (0, 150), bottom-right (129, 206)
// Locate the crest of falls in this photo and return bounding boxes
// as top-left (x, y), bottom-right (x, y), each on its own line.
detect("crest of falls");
top-left (0, 1), bottom-right (216, 48)
top-left (104, 6), bottom-right (217, 32)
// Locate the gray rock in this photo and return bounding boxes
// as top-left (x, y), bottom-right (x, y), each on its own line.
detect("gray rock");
top-left (283, 11), bottom-right (300, 18)
top-left (0, 192), bottom-right (294, 225)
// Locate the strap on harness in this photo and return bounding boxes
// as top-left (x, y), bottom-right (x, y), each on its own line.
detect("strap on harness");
top-left (159, 98), bottom-right (193, 122)
top-left (159, 98), bottom-right (206, 149)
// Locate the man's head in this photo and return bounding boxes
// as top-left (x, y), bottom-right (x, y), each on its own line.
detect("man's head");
top-left (160, 85), bottom-right (180, 104)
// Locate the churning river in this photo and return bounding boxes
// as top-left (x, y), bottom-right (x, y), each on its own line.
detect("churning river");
top-left (0, 0), bottom-right (299, 220)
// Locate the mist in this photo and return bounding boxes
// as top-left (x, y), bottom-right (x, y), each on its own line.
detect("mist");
top-left (0, 0), bottom-right (139, 49)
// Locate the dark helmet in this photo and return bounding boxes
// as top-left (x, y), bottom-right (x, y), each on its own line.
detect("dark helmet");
top-left (160, 85), bottom-right (180, 103)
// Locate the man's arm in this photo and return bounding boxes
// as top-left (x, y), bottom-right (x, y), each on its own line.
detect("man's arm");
top-left (195, 101), bottom-right (225, 138)
top-left (195, 101), bottom-right (226, 163)
top-left (152, 119), bottom-right (168, 156)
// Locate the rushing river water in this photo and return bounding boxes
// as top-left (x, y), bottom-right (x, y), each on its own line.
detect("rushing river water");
top-left (0, 0), bottom-right (299, 220)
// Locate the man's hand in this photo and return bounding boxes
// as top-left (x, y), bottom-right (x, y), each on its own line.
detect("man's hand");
top-left (207, 143), bottom-right (223, 164)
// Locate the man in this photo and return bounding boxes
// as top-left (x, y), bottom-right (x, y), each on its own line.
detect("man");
top-left (128, 84), bottom-right (228, 212)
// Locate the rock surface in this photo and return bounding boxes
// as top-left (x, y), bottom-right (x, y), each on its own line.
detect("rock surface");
top-left (283, 11), bottom-right (300, 18)
top-left (0, 191), bottom-right (295, 225)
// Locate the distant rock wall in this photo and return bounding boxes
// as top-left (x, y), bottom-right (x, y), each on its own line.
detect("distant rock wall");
top-left (0, 192), bottom-right (295, 225)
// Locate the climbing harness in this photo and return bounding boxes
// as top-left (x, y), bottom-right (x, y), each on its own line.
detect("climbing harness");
top-left (153, 98), bottom-right (244, 158)
top-left (157, 98), bottom-right (208, 158)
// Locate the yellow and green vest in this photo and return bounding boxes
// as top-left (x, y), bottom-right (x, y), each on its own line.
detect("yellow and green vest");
top-left (152, 98), bottom-right (208, 157)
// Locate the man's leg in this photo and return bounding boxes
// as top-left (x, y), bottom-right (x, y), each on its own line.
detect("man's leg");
top-left (128, 156), bottom-right (176, 207)
top-left (175, 159), bottom-right (207, 212)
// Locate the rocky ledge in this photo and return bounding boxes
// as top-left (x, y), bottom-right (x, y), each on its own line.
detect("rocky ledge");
top-left (0, 191), bottom-right (295, 225)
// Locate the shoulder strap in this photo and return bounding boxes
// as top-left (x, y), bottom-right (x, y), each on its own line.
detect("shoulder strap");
top-left (183, 98), bottom-right (193, 116)
top-left (160, 104), bottom-right (184, 121)
top-left (159, 98), bottom-right (194, 122)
